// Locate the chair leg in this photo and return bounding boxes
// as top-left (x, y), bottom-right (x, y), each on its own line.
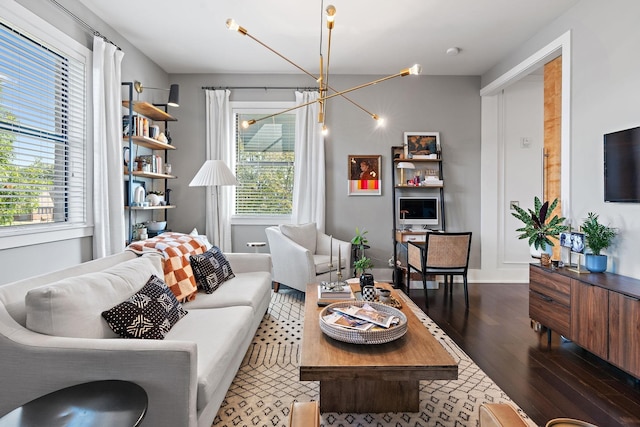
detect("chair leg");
top-left (273, 282), bottom-right (280, 293)
top-left (406, 269), bottom-right (411, 298)
top-left (463, 276), bottom-right (469, 308)
top-left (422, 276), bottom-right (428, 309)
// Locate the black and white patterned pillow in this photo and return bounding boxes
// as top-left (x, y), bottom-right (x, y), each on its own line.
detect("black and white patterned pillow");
top-left (102, 275), bottom-right (187, 339)
top-left (190, 246), bottom-right (235, 293)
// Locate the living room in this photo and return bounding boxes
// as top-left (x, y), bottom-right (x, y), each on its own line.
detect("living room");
top-left (1, 0), bottom-right (640, 425)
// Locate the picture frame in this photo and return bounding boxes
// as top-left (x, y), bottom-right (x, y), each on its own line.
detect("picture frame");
top-left (403, 132), bottom-right (441, 159)
top-left (348, 155), bottom-right (382, 196)
top-left (124, 180), bottom-right (146, 206)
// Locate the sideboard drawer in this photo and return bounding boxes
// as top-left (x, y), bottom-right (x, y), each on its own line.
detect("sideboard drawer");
top-left (529, 290), bottom-right (571, 338)
top-left (529, 266), bottom-right (571, 307)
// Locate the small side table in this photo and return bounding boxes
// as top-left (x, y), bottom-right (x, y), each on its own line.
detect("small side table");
top-left (0, 380), bottom-right (148, 427)
top-left (247, 241), bottom-right (266, 253)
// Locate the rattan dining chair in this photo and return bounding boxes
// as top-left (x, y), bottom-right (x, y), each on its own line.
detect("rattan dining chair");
top-left (407, 232), bottom-right (472, 308)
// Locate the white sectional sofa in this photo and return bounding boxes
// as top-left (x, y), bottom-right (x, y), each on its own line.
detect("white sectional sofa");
top-left (0, 250), bottom-right (272, 427)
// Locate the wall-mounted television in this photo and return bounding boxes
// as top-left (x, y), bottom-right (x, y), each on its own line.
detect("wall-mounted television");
top-left (604, 126), bottom-right (640, 202)
top-left (397, 196), bottom-right (440, 227)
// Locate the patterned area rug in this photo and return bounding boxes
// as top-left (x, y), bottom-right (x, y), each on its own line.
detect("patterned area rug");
top-left (213, 289), bottom-right (535, 427)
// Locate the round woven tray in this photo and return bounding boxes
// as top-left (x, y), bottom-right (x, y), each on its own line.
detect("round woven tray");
top-left (319, 301), bottom-right (408, 344)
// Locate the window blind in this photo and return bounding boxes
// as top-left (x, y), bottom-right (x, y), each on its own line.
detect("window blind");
top-left (0, 21), bottom-right (86, 227)
top-left (234, 112), bottom-right (295, 215)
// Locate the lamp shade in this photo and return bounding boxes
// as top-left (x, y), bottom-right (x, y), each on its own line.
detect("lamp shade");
top-left (189, 160), bottom-right (238, 187)
top-left (397, 162), bottom-right (415, 169)
top-left (168, 84), bottom-right (179, 107)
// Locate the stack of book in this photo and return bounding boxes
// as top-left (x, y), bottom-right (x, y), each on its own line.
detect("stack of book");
top-left (317, 283), bottom-right (356, 306)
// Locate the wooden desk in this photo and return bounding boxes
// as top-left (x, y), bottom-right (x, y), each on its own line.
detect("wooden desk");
top-left (300, 283), bottom-right (458, 413)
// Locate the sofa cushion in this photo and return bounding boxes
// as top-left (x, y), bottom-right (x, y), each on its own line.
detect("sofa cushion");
top-left (190, 246), bottom-right (235, 293)
top-left (279, 223), bottom-right (317, 253)
top-left (25, 255), bottom-right (163, 338)
top-left (184, 271), bottom-right (271, 313)
top-left (165, 306), bottom-right (254, 411)
top-left (102, 275), bottom-right (187, 339)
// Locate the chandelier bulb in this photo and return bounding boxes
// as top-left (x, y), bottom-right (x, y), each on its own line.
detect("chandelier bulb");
top-left (322, 124), bottom-right (329, 136)
top-left (226, 19), bottom-right (247, 35)
top-left (409, 64), bottom-right (422, 75)
top-left (241, 119), bottom-right (256, 129)
top-left (325, 5), bottom-right (336, 28)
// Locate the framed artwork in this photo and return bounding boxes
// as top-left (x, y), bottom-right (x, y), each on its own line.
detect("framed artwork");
top-left (560, 231), bottom-right (586, 254)
top-left (404, 131), bottom-right (441, 159)
top-left (348, 155), bottom-right (381, 196)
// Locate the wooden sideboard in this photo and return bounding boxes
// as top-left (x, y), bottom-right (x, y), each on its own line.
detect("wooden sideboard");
top-left (529, 263), bottom-right (640, 379)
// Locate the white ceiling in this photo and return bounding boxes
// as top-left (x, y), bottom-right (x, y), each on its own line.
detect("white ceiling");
top-left (76, 0), bottom-right (579, 76)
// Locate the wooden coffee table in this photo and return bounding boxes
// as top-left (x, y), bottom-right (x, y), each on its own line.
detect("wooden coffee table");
top-left (300, 282), bottom-right (458, 413)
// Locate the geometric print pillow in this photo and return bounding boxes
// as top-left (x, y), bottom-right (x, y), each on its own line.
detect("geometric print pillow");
top-left (101, 275), bottom-right (188, 339)
top-left (189, 246), bottom-right (235, 294)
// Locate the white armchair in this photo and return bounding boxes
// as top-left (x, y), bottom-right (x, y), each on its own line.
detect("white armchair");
top-left (265, 223), bottom-right (351, 292)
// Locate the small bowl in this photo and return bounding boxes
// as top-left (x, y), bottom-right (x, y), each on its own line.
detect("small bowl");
top-left (147, 221), bottom-right (166, 232)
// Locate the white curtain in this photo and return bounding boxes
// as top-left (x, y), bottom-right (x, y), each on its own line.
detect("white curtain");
top-left (292, 91), bottom-right (326, 231)
top-left (204, 89), bottom-right (234, 251)
top-left (92, 37), bottom-right (125, 258)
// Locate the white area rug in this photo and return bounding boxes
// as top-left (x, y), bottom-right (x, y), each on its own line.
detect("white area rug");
top-left (213, 289), bottom-right (535, 427)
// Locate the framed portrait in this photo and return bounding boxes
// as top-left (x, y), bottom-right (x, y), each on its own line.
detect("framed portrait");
top-left (404, 132), bottom-right (441, 159)
top-left (348, 155), bottom-right (381, 196)
top-left (560, 231), bottom-right (585, 254)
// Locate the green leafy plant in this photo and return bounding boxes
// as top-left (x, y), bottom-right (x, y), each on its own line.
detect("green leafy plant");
top-left (353, 256), bottom-right (374, 275)
top-left (581, 212), bottom-right (616, 255)
top-left (511, 197), bottom-right (568, 250)
top-left (350, 227), bottom-right (369, 252)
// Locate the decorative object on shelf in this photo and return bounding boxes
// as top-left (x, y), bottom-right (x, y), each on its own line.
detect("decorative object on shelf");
top-left (146, 190), bottom-right (164, 207)
top-left (404, 132), bottom-right (441, 159)
top-left (134, 80), bottom-right (180, 107)
top-left (147, 221), bottom-right (167, 232)
top-left (511, 196), bottom-right (568, 258)
top-left (348, 155), bottom-right (382, 196)
top-left (189, 160), bottom-right (239, 244)
top-left (581, 212), bottom-right (617, 273)
top-left (396, 161), bottom-right (415, 186)
top-left (226, 4), bottom-right (421, 135)
top-left (132, 181), bottom-right (146, 206)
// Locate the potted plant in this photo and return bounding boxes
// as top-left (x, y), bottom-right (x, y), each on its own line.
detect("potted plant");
top-left (351, 227), bottom-right (374, 285)
top-left (581, 212), bottom-right (617, 273)
top-left (511, 196), bottom-right (569, 258)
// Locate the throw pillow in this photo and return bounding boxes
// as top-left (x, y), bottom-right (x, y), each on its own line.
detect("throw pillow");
top-left (102, 275), bottom-right (187, 339)
top-left (279, 223), bottom-right (317, 253)
top-left (189, 228), bottom-right (213, 250)
top-left (190, 246), bottom-right (235, 293)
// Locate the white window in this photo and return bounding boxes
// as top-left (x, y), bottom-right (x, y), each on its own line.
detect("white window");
top-left (0, 3), bottom-right (90, 248)
top-left (232, 103), bottom-right (295, 222)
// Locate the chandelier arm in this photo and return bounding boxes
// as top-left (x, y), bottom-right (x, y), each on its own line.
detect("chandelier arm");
top-left (243, 31), bottom-right (378, 120)
top-left (247, 70), bottom-right (412, 127)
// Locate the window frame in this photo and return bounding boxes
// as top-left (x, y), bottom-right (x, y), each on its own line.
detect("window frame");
top-left (230, 101), bottom-right (296, 226)
top-left (0, 1), bottom-right (93, 250)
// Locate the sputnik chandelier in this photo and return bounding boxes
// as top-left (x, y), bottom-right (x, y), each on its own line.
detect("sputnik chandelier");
top-left (226, 2), bottom-right (421, 135)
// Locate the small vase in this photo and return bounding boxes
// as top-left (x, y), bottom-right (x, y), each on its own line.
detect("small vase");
top-left (359, 272), bottom-right (374, 289)
top-left (585, 254), bottom-right (607, 273)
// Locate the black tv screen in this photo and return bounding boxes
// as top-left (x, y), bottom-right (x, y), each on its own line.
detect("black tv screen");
top-left (604, 126), bottom-right (640, 202)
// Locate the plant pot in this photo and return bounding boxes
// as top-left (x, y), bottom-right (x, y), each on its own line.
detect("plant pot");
top-left (585, 254), bottom-right (608, 273)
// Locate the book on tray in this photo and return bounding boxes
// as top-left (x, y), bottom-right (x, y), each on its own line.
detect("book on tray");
top-left (317, 284), bottom-right (356, 306)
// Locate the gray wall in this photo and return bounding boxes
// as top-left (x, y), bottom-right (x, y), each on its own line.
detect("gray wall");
top-left (168, 73), bottom-right (481, 271)
top-left (481, 0), bottom-right (640, 279)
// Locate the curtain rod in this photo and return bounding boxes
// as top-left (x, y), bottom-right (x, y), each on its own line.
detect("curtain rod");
top-left (49, 0), bottom-right (121, 50)
top-left (202, 86), bottom-right (319, 91)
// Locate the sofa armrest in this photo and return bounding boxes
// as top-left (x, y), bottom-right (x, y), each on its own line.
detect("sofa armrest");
top-left (0, 315), bottom-right (198, 427)
top-left (224, 253), bottom-right (272, 274)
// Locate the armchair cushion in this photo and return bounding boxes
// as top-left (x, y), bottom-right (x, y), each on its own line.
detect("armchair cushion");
top-left (279, 223), bottom-right (317, 253)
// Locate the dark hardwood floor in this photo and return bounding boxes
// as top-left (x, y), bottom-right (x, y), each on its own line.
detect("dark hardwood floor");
top-left (406, 282), bottom-right (640, 427)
